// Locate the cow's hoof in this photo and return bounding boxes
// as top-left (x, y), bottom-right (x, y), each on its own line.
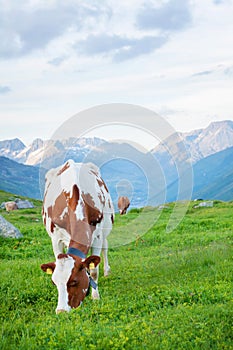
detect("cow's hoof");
top-left (104, 267), bottom-right (111, 277)
top-left (56, 309), bottom-right (68, 314)
top-left (104, 269), bottom-right (111, 277)
top-left (92, 290), bottom-right (100, 300)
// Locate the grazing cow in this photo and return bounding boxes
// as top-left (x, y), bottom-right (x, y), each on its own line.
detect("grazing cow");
top-left (5, 201), bottom-right (18, 212)
top-left (41, 160), bottom-right (114, 313)
top-left (118, 196), bottom-right (130, 215)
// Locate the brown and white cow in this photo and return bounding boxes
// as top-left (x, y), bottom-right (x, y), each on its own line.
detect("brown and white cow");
top-left (41, 160), bottom-right (114, 313)
top-left (5, 201), bottom-right (18, 212)
top-left (118, 196), bottom-right (130, 215)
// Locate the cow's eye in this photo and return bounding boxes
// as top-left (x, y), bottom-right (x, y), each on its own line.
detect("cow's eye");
top-left (68, 280), bottom-right (78, 287)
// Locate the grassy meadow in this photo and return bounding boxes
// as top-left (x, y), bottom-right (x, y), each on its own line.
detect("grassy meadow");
top-left (0, 189), bottom-right (232, 349)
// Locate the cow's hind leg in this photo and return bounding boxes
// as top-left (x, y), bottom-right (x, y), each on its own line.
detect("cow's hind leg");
top-left (102, 238), bottom-right (110, 277)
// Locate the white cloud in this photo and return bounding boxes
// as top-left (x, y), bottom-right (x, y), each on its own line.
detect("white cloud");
top-left (75, 33), bottom-right (168, 61)
top-left (0, 1), bottom-right (111, 58)
top-left (0, 85), bottom-right (11, 94)
top-left (137, 0), bottom-right (192, 31)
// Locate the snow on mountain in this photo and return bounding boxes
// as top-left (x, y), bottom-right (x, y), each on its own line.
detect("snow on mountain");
top-left (0, 138), bottom-right (26, 159)
top-left (183, 120), bottom-right (233, 162)
top-left (1, 120), bottom-right (233, 168)
top-left (152, 120), bottom-right (233, 164)
top-left (4, 137), bottom-right (107, 166)
top-left (1, 122), bottom-right (233, 204)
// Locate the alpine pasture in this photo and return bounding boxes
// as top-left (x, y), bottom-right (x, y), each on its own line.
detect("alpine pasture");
top-left (0, 190), bottom-right (232, 349)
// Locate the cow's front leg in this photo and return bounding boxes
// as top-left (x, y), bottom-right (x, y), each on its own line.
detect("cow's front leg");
top-left (90, 244), bottom-right (102, 300)
top-left (89, 263), bottom-right (100, 300)
top-left (51, 228), bottom-right (69, 258)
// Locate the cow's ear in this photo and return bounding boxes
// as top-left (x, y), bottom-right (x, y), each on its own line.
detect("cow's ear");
top-left (41, 262), bottom-right (56, 274)
top-left (82, 255), bottom-right (101, 269)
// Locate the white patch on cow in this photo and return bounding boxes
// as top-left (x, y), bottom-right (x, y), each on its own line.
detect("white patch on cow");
top-left (52, 255), bottom-right (75, 313)
top-left (75, 200), bottom-right (85, 221)
top-left (60, 207), bottom-right (68, 220)
top-left (51, 227), bottom-right (70, 257)
top-left (92, 288), bottom-right (100, 300)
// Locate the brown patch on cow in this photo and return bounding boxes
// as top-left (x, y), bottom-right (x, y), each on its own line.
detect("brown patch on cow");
top-left (90, 270), bottom-right (98, 280)
top-left (47, 192), bottom-right (71, 234)
top-left (118, 196), bottom-right (130, 215)
top-left (90, 169), bottom-right (98, 177)
top-left (97, 178), bottom-right (109, 193)
top-left (43, 210), bottom-right (47, 226)
top-left (57, 253), bottom-right (69, 259)
top-left (69, 239), bottom-right (89, 256)
top-left (63, 185), bottom-right (79, 212)
top-left (51, 221), bottom-right (56, 233)
top-left (69, 185), bottom-right (79, 211)
top-left (98, 193), bottom-right (105, 206)
top-left (82, 192), bottom-right (103, 229)
top-left (71, 219), bottom-right (92, 248)
top-left (57, 161), bottom-right (70, 175)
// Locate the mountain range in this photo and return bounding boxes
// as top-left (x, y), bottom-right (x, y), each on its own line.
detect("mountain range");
top-left (0, 120), bottom-right (233, 207)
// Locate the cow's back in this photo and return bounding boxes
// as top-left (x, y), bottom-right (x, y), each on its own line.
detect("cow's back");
top-left (43, 160), bottom-right (114, 245)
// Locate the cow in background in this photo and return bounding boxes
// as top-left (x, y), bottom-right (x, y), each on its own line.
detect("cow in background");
top-left (5, 201), bottom-right (18, 212)
top-left (41, 160), bottom-right (114, 313)
top-left (118, 196), bottom-right (130, 215)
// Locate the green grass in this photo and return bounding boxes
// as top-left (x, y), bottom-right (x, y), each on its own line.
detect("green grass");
top-left (0, 192), bottom-right (232, 349)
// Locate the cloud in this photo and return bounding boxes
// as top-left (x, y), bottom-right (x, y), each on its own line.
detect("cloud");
top-left (0, 85), bottom-right (11, 94)
top-left (0, 2), bottom-right (111, 59)
top-left (192, 64), bottom-right (233, 78)
top-left (136, 0), bottom-right (192, 32)
top-left (213, 0), bottom-right (225, 4)
top-left (75, 33), bottom-right (168, 62)
top-left (192, 70), bottom-right (213, 77)
top-left (224, 66), bottom-right (233, 76)
top-left (48, 56), bottom-right (67, 66)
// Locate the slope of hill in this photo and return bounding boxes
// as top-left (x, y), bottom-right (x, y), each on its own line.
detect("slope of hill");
top-left (192, 146), bottom-right (233, 201)
top-left (0, 156), bottom-right (42, 200)
top-left (166, 146), bottom-right (233, 202)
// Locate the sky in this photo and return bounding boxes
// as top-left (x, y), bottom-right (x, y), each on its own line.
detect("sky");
top-left (0, 0), bottom-right (233, 150)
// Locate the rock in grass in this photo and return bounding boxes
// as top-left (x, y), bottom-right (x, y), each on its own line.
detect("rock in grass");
top-left (0, 215), bottom-right (23, 238)
top-left (15, 199), bottom-right (34, 209)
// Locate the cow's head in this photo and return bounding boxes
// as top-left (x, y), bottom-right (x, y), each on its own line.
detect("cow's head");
top-left (41, 254), bottom-right (100, 313)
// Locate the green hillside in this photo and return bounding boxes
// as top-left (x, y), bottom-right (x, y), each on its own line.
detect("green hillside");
top-left (0, 157), bottom-right (42, 200)
top-left (0, 192), bottom-right (232, 349)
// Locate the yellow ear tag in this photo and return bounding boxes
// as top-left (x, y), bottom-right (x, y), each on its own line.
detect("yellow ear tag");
top-left (46, 268), bottom-right (53, 274)
top-left (89, 262), bottom-right (95, 270)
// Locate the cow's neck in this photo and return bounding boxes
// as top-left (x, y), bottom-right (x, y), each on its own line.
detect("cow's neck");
top-left (68, 239), bottom-right (89, 256)
top-left (68, 214), bottom-right (92, 255)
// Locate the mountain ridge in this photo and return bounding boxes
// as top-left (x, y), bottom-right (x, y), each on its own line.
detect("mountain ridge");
top-left (1, 120), bottom-right (233, 166)
top-left (0, 120), bottom-right (233, 205)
